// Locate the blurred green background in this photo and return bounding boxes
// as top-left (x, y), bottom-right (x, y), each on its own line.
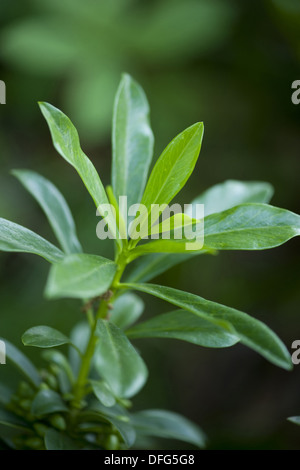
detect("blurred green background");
top-left (0, 0), bottom-right (300, 450)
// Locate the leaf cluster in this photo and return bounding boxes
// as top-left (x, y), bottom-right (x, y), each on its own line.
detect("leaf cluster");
top-left (0, 74), bottom-right (299, 449)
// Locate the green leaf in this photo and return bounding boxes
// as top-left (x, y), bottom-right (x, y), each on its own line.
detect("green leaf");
top-left (149, 212), bottom-right (198, 238)
top-left (38, 102), bottom-right (119, 243)
top-left (137, 211), bottom-right (200, 241)
top-left (189, 180), bottom-right (274, 217)
top-left (288, 416), bottom-right (300, 426)
top-left (141, 123), bottom-right (203, 211)
top-left (127, 310), bottom-right (239, 348)
top-left (44, 429), bottom-right (78, 450)
top-left (129, 237), bottom-right (208, 256)
top-left (95, 320), bottom-right (148, 398)
top-left (132, 203), bottom-right (300, 255)
top-left (112, 74), bottom-right (154, 211)
top-left (1, 338), bottom-right (40, 387)
top-left (131, 409), bottom-right (206, 448)
top-left (203, 203), bottom-right (300, 250)
top-left (110, 292), bottom-right (144, 329)
top-left (45, 253), bottom-right (117, 299)
top-left (102, 416), bottom-right (135, 448)
top-left (126, 180), bottom-right (275, 282)
top-left (130, 122), bottom-right (203, 236)
top-left (82, 402), bottom-right (136, 448)
top-left (141, 122), bottom-right (203, 209)
top-left (31, 389), bottom-right (68, 416)
top-left (0, 218), bottom-right (64, 263)
top-left (90, 380), bottom-right (116, 407)
top-left (22, 326), bottom-right (69, 348)
top-left (12, 169), bottom-right (82, 254)
top-left (123, 283), bottom-right (292, 370)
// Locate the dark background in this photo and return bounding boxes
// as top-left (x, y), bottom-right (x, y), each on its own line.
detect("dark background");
top-left (0, 0), bottom-right (299, 449)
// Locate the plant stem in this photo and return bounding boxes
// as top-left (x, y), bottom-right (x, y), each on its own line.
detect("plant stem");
top-left (71, 301), bottom-right (107, 408)
top-left (71, 251), bottom-right (129, 409)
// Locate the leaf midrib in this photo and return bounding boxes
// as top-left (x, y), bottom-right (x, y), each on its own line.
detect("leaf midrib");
top-left (205, 224), bottom-right (300, 238)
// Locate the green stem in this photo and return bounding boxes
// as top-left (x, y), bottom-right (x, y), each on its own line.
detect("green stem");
top-left (86, 307), bottom-right (95, 328)
top-left (71, 251), bottom-right (129, 409)
top-left (71, 300), bottom-right (108, 408)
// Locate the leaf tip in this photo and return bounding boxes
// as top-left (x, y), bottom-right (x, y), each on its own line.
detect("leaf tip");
top-left (193, 121), bottom-right (204, 133)
top-left (274, 351), bottom-right (293, 372)
top-left (38, 101), bottom-right (56, 118)
top-left (10, 168), bottom-right (20, 178)
top-left (10, 168), bottom-right (30, 181)
top-left (37, 101), bottom-right (46, 110)
top-left (121, 72), bottom-right (132, 82)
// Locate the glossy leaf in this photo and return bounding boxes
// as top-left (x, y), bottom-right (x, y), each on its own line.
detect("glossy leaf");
top-left (90, 380), bottom-right (116, 407)
top-left (31, 389), bottom-right (68, 416)
top-left (39, 102), bottom-right (119, 243)
top-left (1, 338), bottom-right (40, 387)
top-left (0, 218), bottom-right (64, 263)
top-left (131, 409), bottom-right (206, 448)
top-left (132, 203), bottom-right (300, 255)
top-left (127, 180), bottom-right (275, 282)
top-left (139, 211), bottom-right (200, 240)
top-left (123, 283), bottom-right (292, 370)
top-left (22, 325), bottom-right (69, 348)
top-left (130, 122), bottom-right (203, 236)
top-left (83, 401), bottom-right (136, 448)
top-left (151, 212), bottom-right (199, 236)
top-left (45, 253), bottom-right (117, 299)
top-left (12, 169), bottom-right (82, 254)
top-left (95, 320), bottom-right (148, 398)
top-left (127, 309), bottom-right (239, 348)
top-left (188, 180), bottom-right (274, 217)
top-left (109, 292), bottom-right (144, 329)
top-left (101, 416), bottom-right (135, 448)
top-left (131, 238), bottom-right (204, 256)
top-left (203, 203), bottom-right (300, 250)
top-left (112, 73), bottom-right (154, 210)
top-left (140, 122), bottom-right (203, 209)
